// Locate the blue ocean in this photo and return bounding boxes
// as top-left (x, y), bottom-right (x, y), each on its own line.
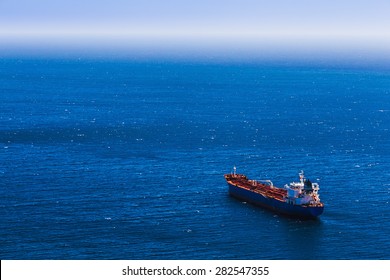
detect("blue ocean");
top-left (0, 58), bottom-right (389, 259)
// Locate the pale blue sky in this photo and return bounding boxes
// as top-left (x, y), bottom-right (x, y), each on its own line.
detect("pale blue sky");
top-left (1, 0), bottom-right (389, 58)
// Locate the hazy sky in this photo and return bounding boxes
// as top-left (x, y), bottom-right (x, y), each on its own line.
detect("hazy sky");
top-left (1, 0), bottom-right (389, 58)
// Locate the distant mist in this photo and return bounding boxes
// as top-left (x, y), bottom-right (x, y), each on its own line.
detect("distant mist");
top-left (1, 32), bottom-right (390, 67)
top-left (1, 0), bottom-right (389, 66)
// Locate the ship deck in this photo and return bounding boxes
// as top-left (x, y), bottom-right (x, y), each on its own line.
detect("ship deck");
top-left (224, 174), bottom-right (286, 202)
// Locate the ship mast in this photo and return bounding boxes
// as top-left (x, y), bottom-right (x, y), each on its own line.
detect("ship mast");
top-left (299, 170), bottom-right (304, 184)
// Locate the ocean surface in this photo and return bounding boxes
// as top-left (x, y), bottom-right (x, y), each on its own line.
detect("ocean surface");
top-left (0, 58), bottom-right (389, 260)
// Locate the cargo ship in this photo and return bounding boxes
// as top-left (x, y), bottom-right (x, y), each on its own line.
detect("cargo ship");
top-left (224, 168), bottom-right (324, 218)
